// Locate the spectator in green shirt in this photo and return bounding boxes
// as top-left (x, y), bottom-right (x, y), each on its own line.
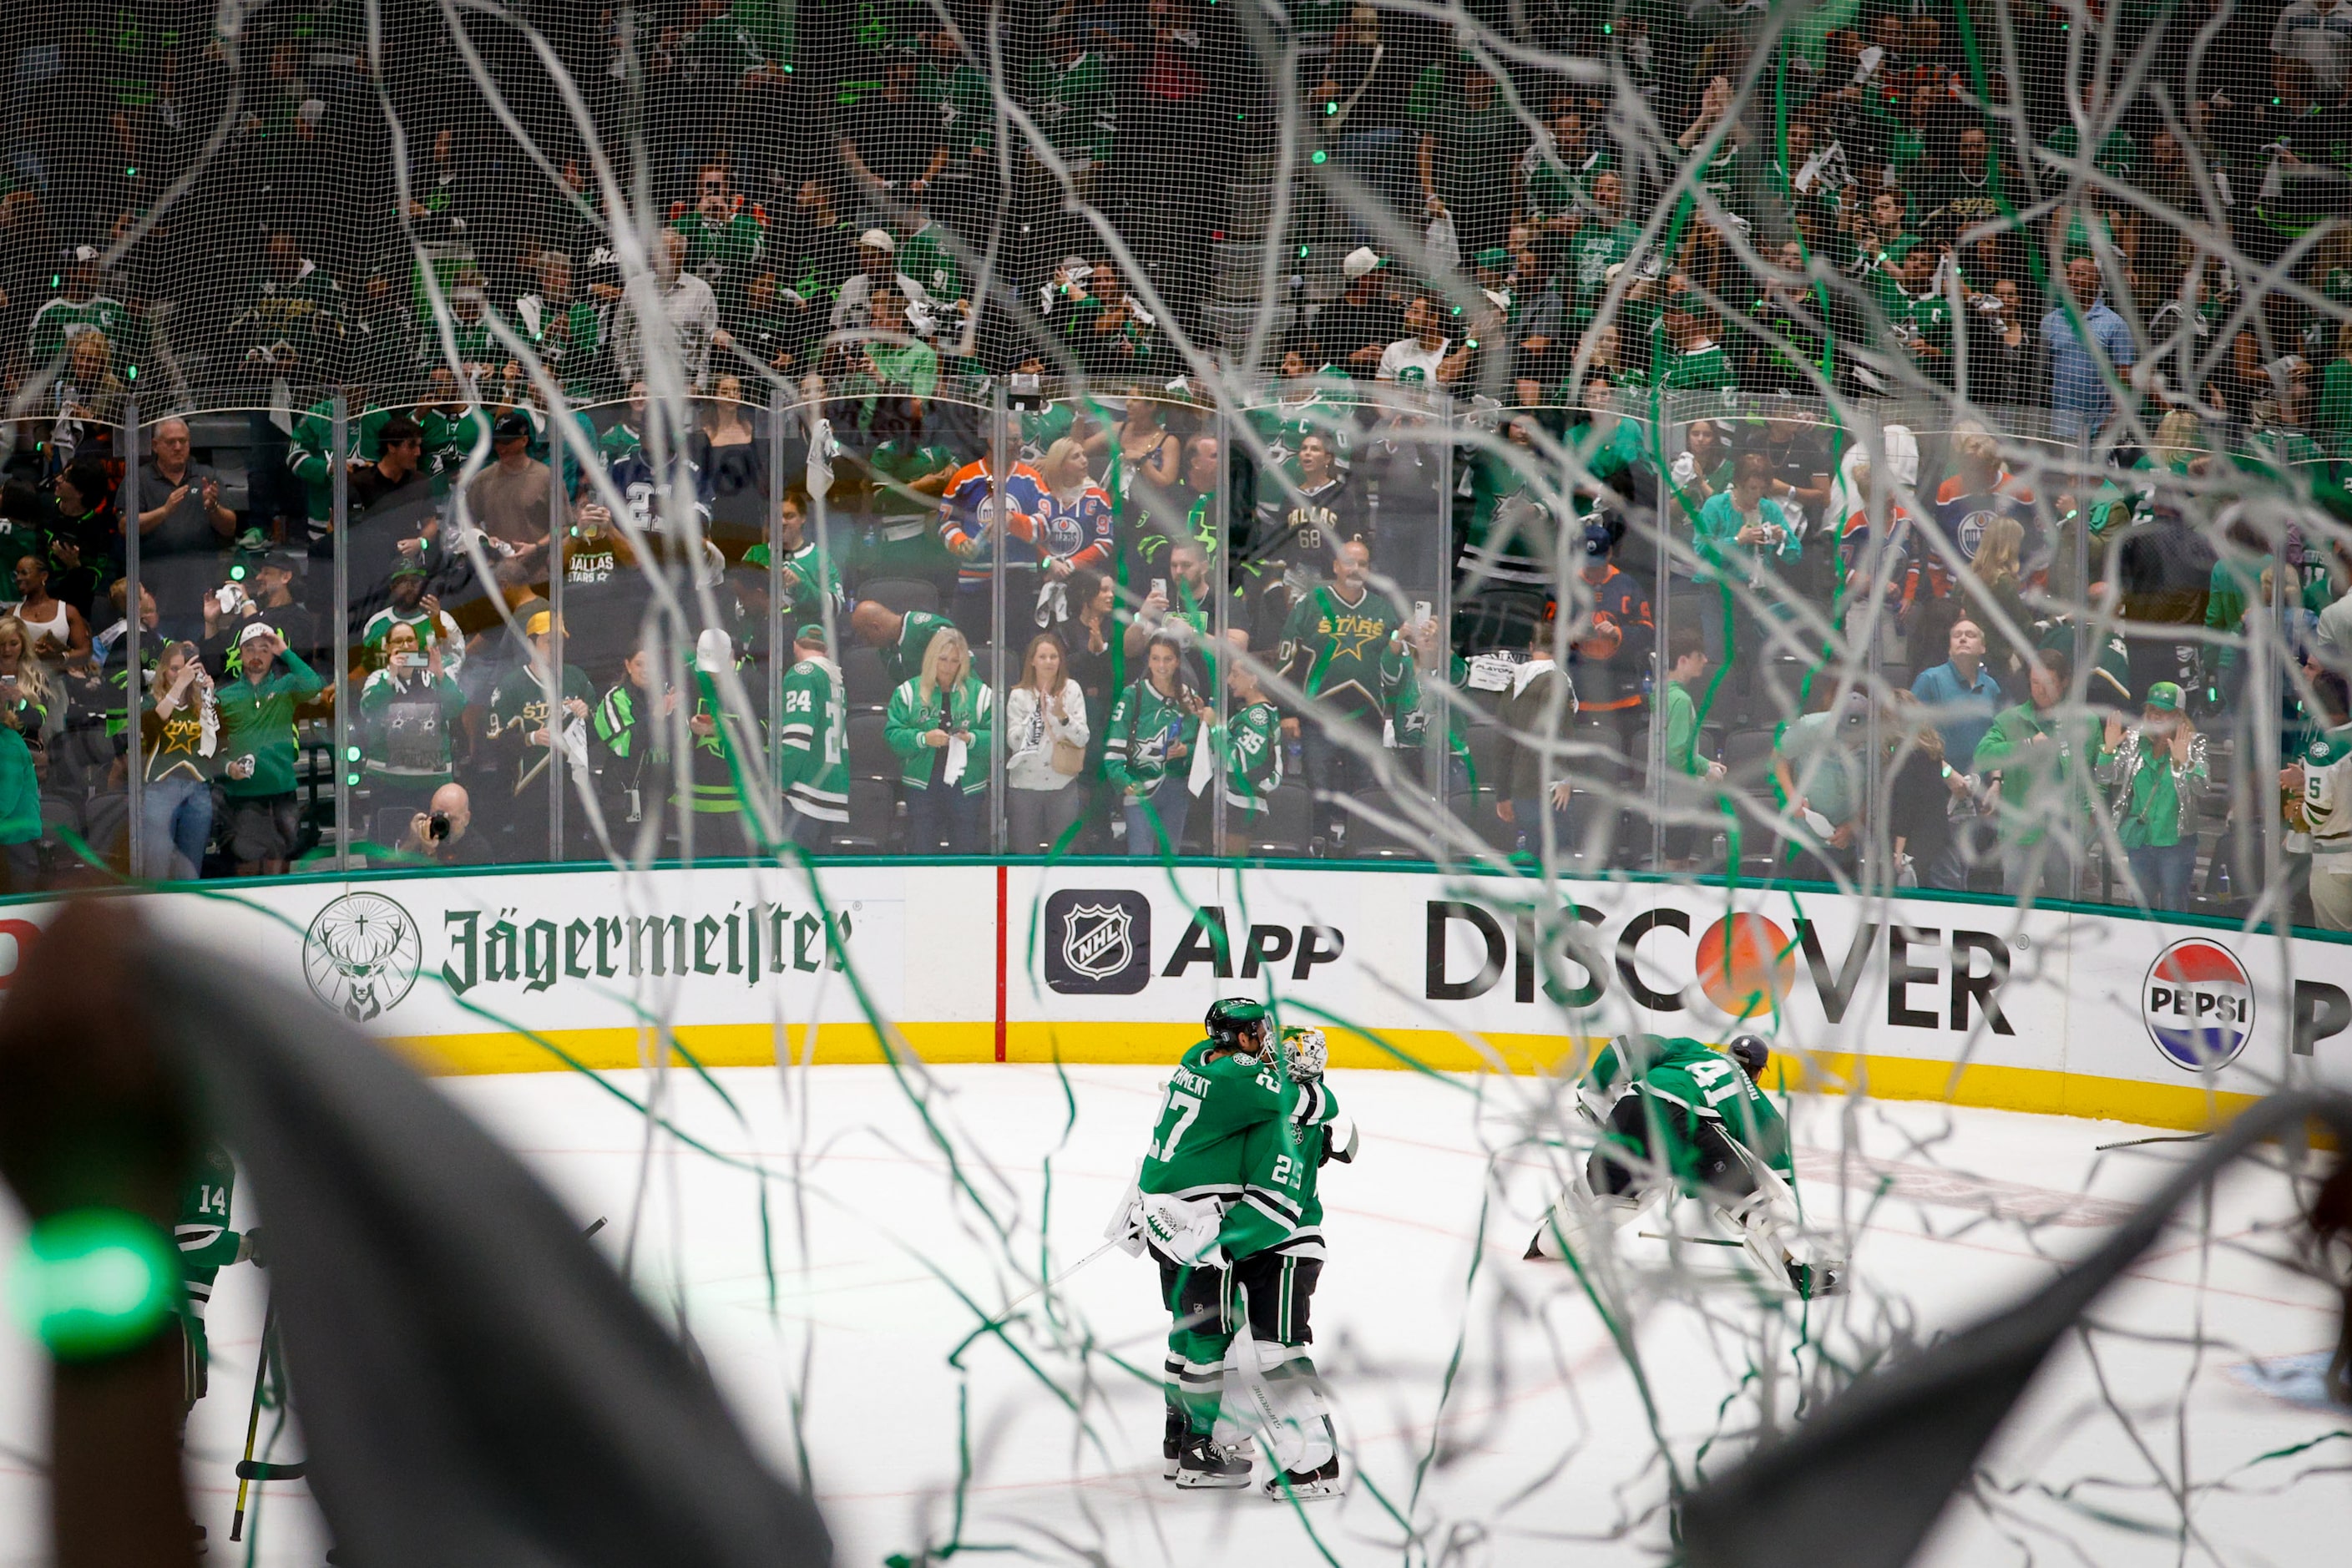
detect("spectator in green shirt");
top-left (1973, 648), bottom-right (2111, 901)
top-left (1659, 626), bottom-right (1727, 871)
top-left (2100, 681), bottom-right (2209, 913)
top-left (215, 622), bottom-right (323, 877)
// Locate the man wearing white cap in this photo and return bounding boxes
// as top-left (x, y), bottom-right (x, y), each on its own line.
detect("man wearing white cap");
top-left (214, 623), bottom-right (323, 877)
top-left (27, 245), bottom-right (132, 367)
top-left (1320, 249), bottom-right (1397, 377)
top-left (829, 227), bottom-right (938, 335)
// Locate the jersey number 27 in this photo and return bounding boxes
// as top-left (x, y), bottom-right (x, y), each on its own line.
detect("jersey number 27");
top-left (1151, 1090), bottom-right (1202, 1161)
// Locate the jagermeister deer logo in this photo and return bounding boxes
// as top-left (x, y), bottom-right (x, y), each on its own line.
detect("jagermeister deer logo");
top-left (303, 893), bottom-right (425, 1020)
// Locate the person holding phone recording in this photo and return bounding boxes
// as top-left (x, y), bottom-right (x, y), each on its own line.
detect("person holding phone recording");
top-left (1105, 632), bottom-right (1208, 857)
top-left (138, 639), bottom-right (218, 880)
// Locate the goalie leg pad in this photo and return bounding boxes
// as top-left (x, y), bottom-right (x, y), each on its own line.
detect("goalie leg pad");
top-left (1233, 1333), bottom-right (1337, 1475)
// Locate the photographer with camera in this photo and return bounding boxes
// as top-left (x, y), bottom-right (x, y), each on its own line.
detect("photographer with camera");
top-left (391, 781), bottom-right (482, 866)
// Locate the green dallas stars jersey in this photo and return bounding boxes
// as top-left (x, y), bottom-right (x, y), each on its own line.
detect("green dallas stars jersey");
top-left (776, 654), bottom-right (850, 822)
top-left (1566, 220), bottom-right (1641, 326)
top-left (288, 403), bottom-right (412, 524)
top-left (742, 536), bottom-right (846, 628)
top-left (176, 1143), bottom-right (244, 1386)
top-left (27, 293), bottom-right (134, 363)
top-left (1138, 1039), bottom-right (1302, 1205)
top-left (883, 608), bottom-right (959, 690)
top-left (1243, 384), bottom-right (1356, 483)
top-left (1656, 340), bottom-right (1735, 392)
top-left (1217, 698), bottom-right (1283, 812)
top-left (1221, 1072), bottom-right (1343, 1262)
top-left (1277, 582), bottom-right (1408, 726)
top-left (1028, 50), bottom-right (1114, 165)
top-left (1103, 675), bottom-right (1201, 794)
top-left (1584, 1034), bottom-right (1792, 1189)
top-left (897, 220), bottom-right (967, 309)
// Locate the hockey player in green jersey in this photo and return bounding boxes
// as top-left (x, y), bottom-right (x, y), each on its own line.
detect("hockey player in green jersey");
top-left (775, 624), bottom-right (849, 847)
top-left (1221, 1026), bottom-right (1357, 1500)
top-left (176, 1142), bottom-right (261, 1427)
top-left (1527, 1034), bottom-right (1839, 1297)
top-left (1109, 999), bottom-right (1328, 1489)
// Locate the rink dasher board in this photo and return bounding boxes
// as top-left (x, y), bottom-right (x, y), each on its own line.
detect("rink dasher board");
top-left (0, 862), bottom-right (2343, 1130)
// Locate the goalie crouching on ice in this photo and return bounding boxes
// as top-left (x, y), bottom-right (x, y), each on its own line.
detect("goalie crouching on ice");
top-left (1106, 999), bottom-right (1358, 1498)
top-left (1525, 1033), bottom-right (1843, 1300)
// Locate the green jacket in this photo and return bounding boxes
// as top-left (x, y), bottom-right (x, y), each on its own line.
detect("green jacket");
top-left (1972, 701), bottom-right (2107, 847)
top-left (884, 675), bottom-right (994, 794)
top-left (215, 650), bottom-right (323, 797)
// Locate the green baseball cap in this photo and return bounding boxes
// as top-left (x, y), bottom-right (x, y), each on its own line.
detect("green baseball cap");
top-left (794, 623), bottom-right (829, 645)
top-left (2144, 681), bottom-right (2183, 712)
top-left (1474, 246), bottom-right (1510, 270)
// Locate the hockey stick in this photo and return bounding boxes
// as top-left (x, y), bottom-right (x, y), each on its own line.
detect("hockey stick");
top-left (1636, 1232), bottom-right (1743, 1248)
top-left (229, 1296), bottom-right (301, 1541)
top-left (228, 1217), bottom-right (613, 1541)
top-left (2094, 1133), bottom-right (2213, 1152)
top-left (979, 1238), bottom-right (1123, 1330)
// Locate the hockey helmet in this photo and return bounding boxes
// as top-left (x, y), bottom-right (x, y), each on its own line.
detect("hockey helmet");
top-left (1205, 997), bottom-right (1272, 1054)
top-left (1280, 1025), bottom-right (1328, 1082)
top-left (1726, 1034), bottom-right (1771, 1082)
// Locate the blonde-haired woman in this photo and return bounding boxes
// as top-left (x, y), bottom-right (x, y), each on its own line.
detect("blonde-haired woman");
top-left (139, 636), bottom-right (219, 880)
top-left (886, 625), bottom-right (994, 852)
top-left (0, 615), bottom-right (47, 889)
top-left (1004, 631), bottom-right (1091, 852)
top-left (2150, 407), bottom-right (2206, 474)
top-left (1968, 514), bottom-right (2034, 697)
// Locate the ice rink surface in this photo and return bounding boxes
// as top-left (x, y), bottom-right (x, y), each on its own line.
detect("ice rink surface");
top-left (3, 1060), bottom-right (2345, 1566)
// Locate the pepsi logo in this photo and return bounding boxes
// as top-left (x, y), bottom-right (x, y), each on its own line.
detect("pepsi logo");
top-left (2142, 938), bottom-right (2255, 1072)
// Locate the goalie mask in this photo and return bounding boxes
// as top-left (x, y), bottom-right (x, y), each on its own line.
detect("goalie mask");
top-left (1279, 1025), bottom-right (1328, 1082)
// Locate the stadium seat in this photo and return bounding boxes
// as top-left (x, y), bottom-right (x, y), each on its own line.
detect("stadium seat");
top-left (1251, 782), bottom-right (1311, 857)
top-left (847, 714), bottom-right (896, 781)
top-left (842, 645), bottom-right (889, 709)
top-left (841, 778), bottom-right (898, 853)
top-left (858, 579), bottom-right (940, 615)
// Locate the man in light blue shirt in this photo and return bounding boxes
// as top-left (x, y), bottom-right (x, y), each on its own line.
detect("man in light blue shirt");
top-left (2042, 255), bottom-right (2137, 440)
top-left (1910, 617), bottom-right (2005, 768)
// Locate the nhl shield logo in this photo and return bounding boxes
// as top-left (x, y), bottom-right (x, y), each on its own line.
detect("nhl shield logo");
top-left (1044, 889), bottom-right (1151, 994)
top-left (1063, 903), bottom-right (1133, 980)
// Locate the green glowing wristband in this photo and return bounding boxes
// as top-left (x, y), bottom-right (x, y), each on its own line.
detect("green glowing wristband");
top-left (8, 1208), bottom-right (183, 1362)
